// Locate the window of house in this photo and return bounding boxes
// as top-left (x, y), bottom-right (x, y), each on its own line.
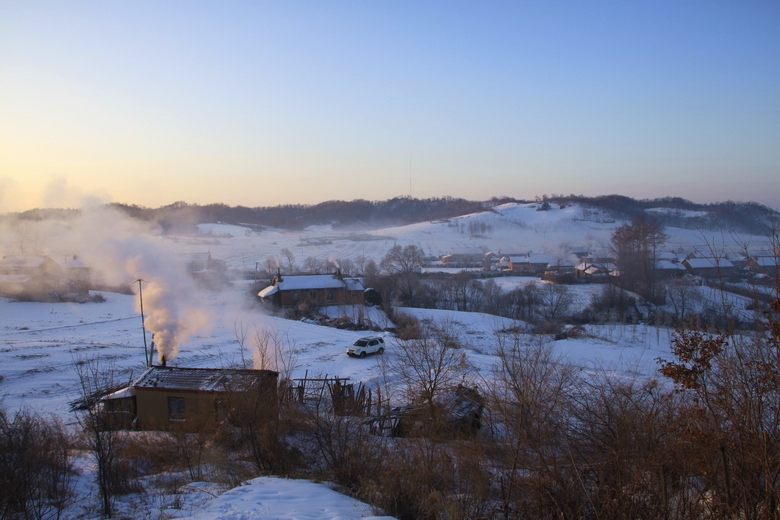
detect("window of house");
top-left (326, 291), bottom-right (334, 301)
top-left (168, 397), bottom-right (186, 421)
top-left (309, 291), bottom-right (317, 300)
top-left (293, 292), bottom-right (299, 302)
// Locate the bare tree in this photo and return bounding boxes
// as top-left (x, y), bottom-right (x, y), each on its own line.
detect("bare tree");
top-left (540, 282), bottom-right (573, 321)
top-left (380, 244), bottom-right (424, 275)
top-left (391, 318), bottom-right (470, 430)
top-left (302, 256), bottom-right (325, 274)
top-left (73, 357), bottom-right (127, 518)
top-left (378, 245), bottom-right (425, 306)
top-left (488, 333), bottom-right (578, 517)
top-left (659, 231), bottom-right (780, 517)
top-left (0, 406), bottom-right (74, 519)
top-left (664, 277), bottom-right (700, 324)
top-left (611, 216), bottom-right (667, 301)
top-left (280, 248), bottom-right (295, 272)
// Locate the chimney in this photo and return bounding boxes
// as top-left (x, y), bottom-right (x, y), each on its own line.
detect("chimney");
top-left (161, 355), bottom-right (166, 367)
top-left (276, 267), bottom-right (283, 283)
top-left (335, 268), bottom-right (342, 280)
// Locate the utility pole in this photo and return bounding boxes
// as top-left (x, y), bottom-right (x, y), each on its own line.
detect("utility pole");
top-left (137, 279), bottom-right (150, 367)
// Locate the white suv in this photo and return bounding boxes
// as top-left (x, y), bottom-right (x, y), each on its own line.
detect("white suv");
top-left (346, 336), bottom-right (385, 358)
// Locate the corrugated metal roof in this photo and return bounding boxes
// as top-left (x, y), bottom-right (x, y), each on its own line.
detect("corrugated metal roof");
top-left (133, 366), bottom-right (275, 392)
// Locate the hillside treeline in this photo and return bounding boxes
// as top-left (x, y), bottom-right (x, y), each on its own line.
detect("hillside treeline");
top-left (4, 195), bottom-right (777, 235)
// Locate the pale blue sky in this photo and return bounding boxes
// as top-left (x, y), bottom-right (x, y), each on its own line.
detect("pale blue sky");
top-left (1, 1), bottom-right (778, 210)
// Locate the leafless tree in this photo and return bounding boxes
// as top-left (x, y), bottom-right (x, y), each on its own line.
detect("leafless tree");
top-left (612, 215), bottom-right (667, 301)
top-left (664, 277), bottom-right (700, 324)
top-left (658, 228), bottom-right (780, 517)
top-left (380, 244), bottom-right (424, 275)
top-left (0, 406), bottom-right (74, 519)
top-left (540, 282), bottom-right (573, 321)
top-left (302, 256), bottom-right (325, 274)
top-left (488, 333), bottom-right (578, 517)
top-left (391, 318), bottom-right (470, 429)
top-left (73, 357), bottom-right (127, 518)
top-left (280, 248), bottom-right (295, 272)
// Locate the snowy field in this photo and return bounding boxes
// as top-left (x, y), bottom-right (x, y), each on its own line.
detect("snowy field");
top-left (0, 201), bottom-right (769, 518)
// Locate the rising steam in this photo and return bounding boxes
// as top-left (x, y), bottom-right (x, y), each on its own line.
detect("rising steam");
top-left (48, 207), bottom-right (209, 363)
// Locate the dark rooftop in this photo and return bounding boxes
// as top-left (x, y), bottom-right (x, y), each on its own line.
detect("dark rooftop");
top-left (134, 366), bottom-right (277, 392)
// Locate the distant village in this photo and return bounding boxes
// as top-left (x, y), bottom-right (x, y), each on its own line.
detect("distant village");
top-left (3, 241), bottom-right (776, 310)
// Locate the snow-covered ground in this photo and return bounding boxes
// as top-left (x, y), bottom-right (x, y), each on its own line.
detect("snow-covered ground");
top-left (1, 201), bottom-right (770, 518)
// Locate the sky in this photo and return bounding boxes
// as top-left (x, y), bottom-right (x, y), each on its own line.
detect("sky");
top-left (1, 1), bottom-right (778, 212)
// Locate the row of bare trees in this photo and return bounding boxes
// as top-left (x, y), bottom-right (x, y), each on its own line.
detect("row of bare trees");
top-left (292, 271), bottom-right (780, 519)
top-left (0, 407), bottom-right (73, 519)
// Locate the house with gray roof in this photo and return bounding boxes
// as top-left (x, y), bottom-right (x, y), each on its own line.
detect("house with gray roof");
top-left (258, 269), bottom-right (364, 308)
top-left (103, 366), bottom-right (278, 431)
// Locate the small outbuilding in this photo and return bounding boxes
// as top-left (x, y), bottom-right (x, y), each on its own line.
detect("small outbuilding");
top-left (103, 366), bottom-right (278, 431)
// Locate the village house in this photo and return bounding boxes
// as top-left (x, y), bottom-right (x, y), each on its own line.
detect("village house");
top-left (542, 261), bottom-right (576, 282)
top-left (506, 255), bottom-right (529, 273)
top-left (258, 269), bottom-right (364, 308)
top-left (656, 260), bottom-right (688, 280)
top-left (184, 251), bottom-right (229, 289)
top-left (682, 256), bottom-right (736, 279)
top-left (440, 247), bottom-right (485, 268)
top-left (482, 251), bottom-right (500, 271)
top-left (573, 256), bottom-right (617, 281)
top-left (0, 255), bottom-right (63, 297)
top-left (60, 254), bottom-right (92, 292)
top-left (507, 254), bottom-right (562, 276)
top-left (185, 251), bottom-right (213, 272)
top-left (746, 256), bottom-right (779, 278)
top-left (103, 366), bottom-right (278, 431)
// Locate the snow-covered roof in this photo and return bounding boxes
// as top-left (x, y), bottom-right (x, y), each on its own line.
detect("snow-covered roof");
top-left (447, 247), bottom-right (484, 255)
top-left (0, 256), bottom-right (49, 268)
top-left (102, 386), bottom-right (136, 400)
top-left (753, 256), bottom-right (779, 267)
top-left (276, 274), bottom-right (353, 291)
top-left (656, 251), bottom-right (679, 261)
top-left (527, 254), bottom-right (558, 265)
top-left (258, 285), bottom-right (279, 298)
top-left (343, 278), bottom-right (364, 291)
top-left (61, 256), bottom-right (87, 268)
top-left (657, 260), bottom-right (687, 271)
top-left (685, 257), bottom-right (734, 269)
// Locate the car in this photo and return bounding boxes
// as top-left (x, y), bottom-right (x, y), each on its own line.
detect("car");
top-left (346, 336), bottom-right (386, 358)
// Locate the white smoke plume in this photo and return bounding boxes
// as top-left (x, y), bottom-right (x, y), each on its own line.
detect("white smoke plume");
top-left (77, 208), bottom-right (209, 363)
